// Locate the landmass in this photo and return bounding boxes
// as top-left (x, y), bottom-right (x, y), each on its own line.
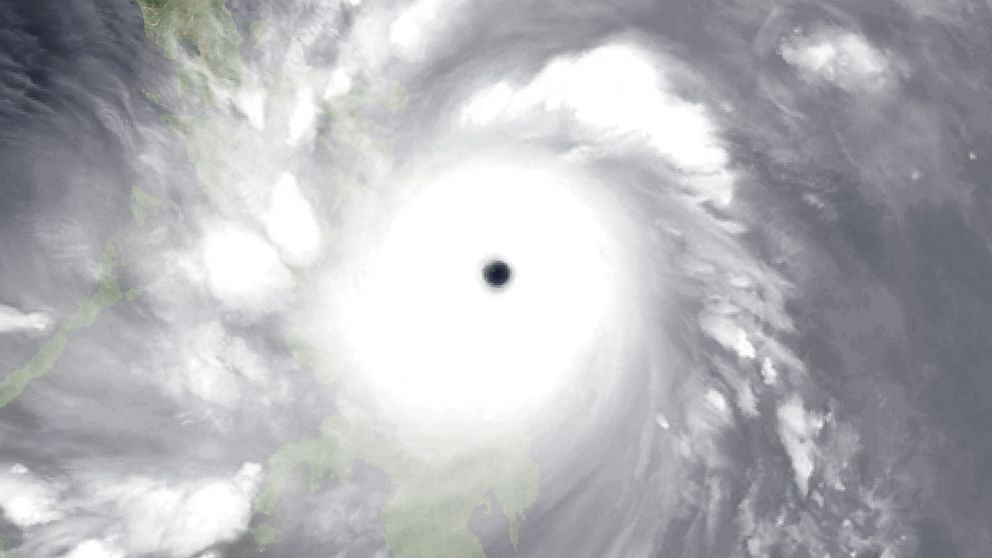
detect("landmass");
top-left (254, 416), bottom-right (539, 556)
top-left (0, 246), bottom-right (123, 408)
top-left (133, 1), bottom-right (542, 555)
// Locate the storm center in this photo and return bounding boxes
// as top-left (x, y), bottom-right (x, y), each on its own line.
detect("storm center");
top-left (483, 259), bottom-right (512, 289)
top-left (328, 153), bottom-right (634, 428)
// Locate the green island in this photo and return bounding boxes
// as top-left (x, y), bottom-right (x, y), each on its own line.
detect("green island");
top-left (0, 181), bottom-right (163, 411)
top-left (131, 186), bottom-right (162, 226)
top-left (136, 0), bottom-right (244, 82)
top-left (0, 246), bottom-right (123, 409)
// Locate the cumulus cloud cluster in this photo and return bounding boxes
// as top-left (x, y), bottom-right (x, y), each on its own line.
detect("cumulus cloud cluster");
top-left (0, 463), bottom-right (260, 557)
top-left (780, 27), bottom-right (904, 93)
top-left (0, 303), bottom-right (50, 334)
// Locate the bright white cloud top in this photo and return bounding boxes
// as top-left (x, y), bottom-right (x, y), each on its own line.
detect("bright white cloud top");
top-left (780, 28), bottom-right (902, 93)
top-left (0, 303), bottom-right (51, 334)
top-left (462, 42), bottom-right (734, 205)
top-left (201, 221), bottom-right (293, 312)
top-left (333, 151), bottom-right (637, 427)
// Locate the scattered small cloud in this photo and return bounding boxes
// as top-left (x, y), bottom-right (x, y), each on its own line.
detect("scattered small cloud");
top-left (780, 28), bottom-right (904, 93)
top-left (0, 303), bottom-right (51, 334)
top-left (777, 397), bottom-right (825, 495)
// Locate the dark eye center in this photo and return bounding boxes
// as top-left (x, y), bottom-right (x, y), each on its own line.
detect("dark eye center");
top-left (482, 260), bottom-right (512, 289)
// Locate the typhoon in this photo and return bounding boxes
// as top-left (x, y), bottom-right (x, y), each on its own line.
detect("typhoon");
top-left (1, 0), bottom-right (991, 557)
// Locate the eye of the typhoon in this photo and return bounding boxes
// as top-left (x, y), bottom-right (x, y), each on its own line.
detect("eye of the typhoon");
top-left (482, 259), bottom-right (512, 289)
top-left (338, 158), bottom-right (627, 427)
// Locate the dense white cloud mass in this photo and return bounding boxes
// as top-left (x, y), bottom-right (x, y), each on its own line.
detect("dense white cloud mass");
top-left (287, 88), bottom-right (317, 146)
top-left (265, 172), bottom-right (322, 267)
top-left (63, 539), bottom-right (125, 558)
top-left (102, 463), bottom-right (261, 557)
top-left (776, 397), bottom-right (824, 495)
top-left (201, 221), bottom-right (293, 312)
top-left (389, 0), bottom-right (464, 60)
top-left (462, 43), bottom-right (734, 205)
top-left (0, 465), bottom-right (65, 528)
top-left (337, 155), bottom-right (634, 426)
top-left (0, 463), bottom-right (260, 557)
